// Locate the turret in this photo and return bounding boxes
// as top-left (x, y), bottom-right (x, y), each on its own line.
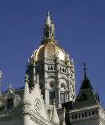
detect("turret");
top-left (26, 12), bottom-right (75, 108)
top-left (75, 64), bottom-right (100, 108)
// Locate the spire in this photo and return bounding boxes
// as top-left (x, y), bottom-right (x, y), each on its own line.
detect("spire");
top-left (76, 64), bottom-right (100, 105)
top-left (45, 11), bottom-right (52, 26)
top-left (80, 63), bottom-right (93, 90)
top-left (83, 63), bottom-right (87, 80)
top-left (43, 11), bottom-right (55, 41)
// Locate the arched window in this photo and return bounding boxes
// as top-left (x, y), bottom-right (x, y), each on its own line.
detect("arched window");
top-left (85, 112), bottom-right (87, 117)
top-left (60, 83), bottom-right (66, 103)
top-left (61, 83), bottom-right (66, 89)
top-left (49, 81), bottom-right (55, 105)
top-left (82, 113), bottom-right (84, 118)
top-left (78, 113), bottom-right (81, 119)
top-left (49, 90), bottom-right (55, 105)
top-left (50, 81), bottom-right (54, 88)
top-left (60, 92), bottom-right (65, 103)
top-left (50, 66), bottom-right (53, 70)
top-left (92, 111), bottom-right (95, 115)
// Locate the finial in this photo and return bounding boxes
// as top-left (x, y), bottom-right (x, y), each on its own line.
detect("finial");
top-left (83, 63), bottom-right (87, 80)
top-left (43, 11), bottom-right (55, 41)
top-left (48, 11), bottom-right (50, 16)
top-left (45, 11), bottom-right (52, 26)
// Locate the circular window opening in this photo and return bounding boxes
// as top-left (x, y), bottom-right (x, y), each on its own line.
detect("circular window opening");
top-left (50, 81), bottom-right (55, 88)
top-left (61, 83), bottom-right (66, 89)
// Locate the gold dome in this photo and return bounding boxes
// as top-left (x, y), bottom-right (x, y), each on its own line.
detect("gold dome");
top-left (29, 12), bottom-right (71, 65)
top-left (30, 40), bottom-right (69, 64)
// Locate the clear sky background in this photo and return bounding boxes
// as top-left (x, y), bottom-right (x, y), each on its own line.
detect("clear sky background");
top-left (0, 0), bottom-right (105, 107)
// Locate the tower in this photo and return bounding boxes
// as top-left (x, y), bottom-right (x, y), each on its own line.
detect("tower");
top-left (25, 12), bottom-right (76, 108)
top-left (68, 65), bottom-right (105, 125)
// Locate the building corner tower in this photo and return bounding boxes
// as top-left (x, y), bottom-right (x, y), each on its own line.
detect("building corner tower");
top-left (24, 12), bottom-right (76, 110)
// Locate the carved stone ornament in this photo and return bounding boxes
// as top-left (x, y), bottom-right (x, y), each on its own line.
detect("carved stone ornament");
top-left (34, 98), bottom-right (42, 113)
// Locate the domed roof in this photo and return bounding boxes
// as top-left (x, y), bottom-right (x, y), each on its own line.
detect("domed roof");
top-left (29, 12), bottom-right (71, 65)
top-left (30, 40), bottom-right (70, 65)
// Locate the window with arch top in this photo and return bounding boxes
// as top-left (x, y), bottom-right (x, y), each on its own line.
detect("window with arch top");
top-left (49, 81), bottom-right (55, 105)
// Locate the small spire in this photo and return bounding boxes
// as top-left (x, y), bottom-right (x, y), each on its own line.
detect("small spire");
top-left (43, 11), bottom-right (55, 41)
top-left (83, 63), bottom-right (87, 80)
top-left (80, 63), bottom-right (93, 90)
top-left (45, 11), bottom-right (52, 26)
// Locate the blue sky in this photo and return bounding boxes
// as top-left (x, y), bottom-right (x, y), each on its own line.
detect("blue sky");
top-left (0, 0), bottom-right (105, 107)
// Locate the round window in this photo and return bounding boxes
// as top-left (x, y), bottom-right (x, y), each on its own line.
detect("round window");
top-left (61, 83), bottom-right (66, 89)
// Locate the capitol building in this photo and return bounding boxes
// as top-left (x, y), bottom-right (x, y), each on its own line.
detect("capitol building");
top-left (0, 12), bottom-right (105, 125)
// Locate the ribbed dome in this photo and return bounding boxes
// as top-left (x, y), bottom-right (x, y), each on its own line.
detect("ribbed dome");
top-left (30, 40), bottom-right (70, 65)
top-left (29, 12), bottom-right (71, 65)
